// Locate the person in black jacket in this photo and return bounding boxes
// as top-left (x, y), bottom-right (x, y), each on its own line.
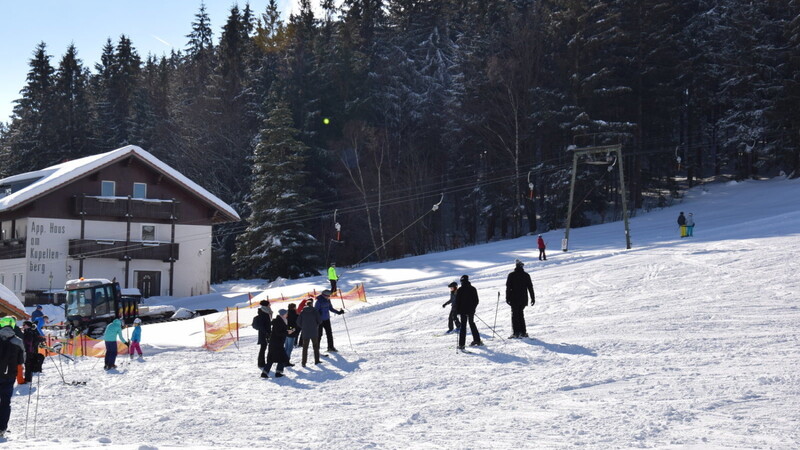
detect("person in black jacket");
top-left (262, 309), bottom-right (295, 379)
top-left (284, 303), bottom-right (298, 367)
top-left (677, 211), bottom-right (687, 237)
top-left (21, 321), bottom-right (43, 383)
top-left (296, 298), bottom-right (323, 366)
top-left (442, 282), bottom-right (461, 333)
top-left (506, 259), bottom-right (536, 338)
top-left (455, 275), bottom-right (482, 349)
top-left (253, 300), bottom-right (272, 369)
top-left (0, 317), bottom-right (24, 437)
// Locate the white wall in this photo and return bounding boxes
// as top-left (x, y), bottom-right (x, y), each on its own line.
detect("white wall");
top-left (16, 217), bottom-right (213, 299)
top-left (0, 258), bottom-right (26, 298)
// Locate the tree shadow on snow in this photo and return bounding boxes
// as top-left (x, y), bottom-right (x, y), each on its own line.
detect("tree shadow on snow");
top-left (524, 338), bottom-right (597, 357)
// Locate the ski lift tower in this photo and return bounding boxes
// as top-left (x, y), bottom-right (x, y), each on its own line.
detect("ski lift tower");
top-left (563, 144), bottom-right (631, 252)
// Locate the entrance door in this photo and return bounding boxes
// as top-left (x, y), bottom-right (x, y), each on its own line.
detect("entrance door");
top-left (135, 271), bottom-right (161, 298)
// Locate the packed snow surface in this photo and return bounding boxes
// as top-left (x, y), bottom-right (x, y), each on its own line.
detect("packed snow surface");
top-left (10, 178), bottom-right (800, 448)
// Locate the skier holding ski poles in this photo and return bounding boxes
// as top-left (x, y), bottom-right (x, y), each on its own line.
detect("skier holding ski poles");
top-left (0, 316), bottom-right (24, 438)
top-left (442, 282), bottom-right (461, 333)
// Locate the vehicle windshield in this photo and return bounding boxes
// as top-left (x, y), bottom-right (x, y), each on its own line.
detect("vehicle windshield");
top-left (66, 288), bottom-right (93, 317)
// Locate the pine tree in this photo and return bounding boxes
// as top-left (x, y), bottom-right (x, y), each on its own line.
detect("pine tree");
top-left (6, 42), bottom-right (59, 173)
top-left (233, 98), bottom-right (322, 280)
top-left (53, 44), bottom-right (94, 161)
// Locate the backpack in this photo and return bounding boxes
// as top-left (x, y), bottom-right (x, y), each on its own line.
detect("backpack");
top-left (0, 338), bottom-right (21, 378)
top-left (252, 315), bottom-right (263, 331)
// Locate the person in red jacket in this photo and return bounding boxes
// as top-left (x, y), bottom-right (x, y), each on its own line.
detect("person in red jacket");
top-left (537, 234), bottom-right (547, 261)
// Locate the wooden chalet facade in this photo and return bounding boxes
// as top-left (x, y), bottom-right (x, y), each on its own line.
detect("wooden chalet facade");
top-left (0, 146), bottom-right (240, 304)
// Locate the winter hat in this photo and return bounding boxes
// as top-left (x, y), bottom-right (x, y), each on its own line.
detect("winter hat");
top-left (0, 317), bottom-right (14, 328)
top-left (23, 321), bottom-right (33, 328)
top-left (331, 262), bottom-right (336, 266)
top-left (259, 300), bottom-right (270, 307)
top-left (36, 305), bottom-right (43, 310)
top-left (515, 259), bottom-right (524, 267)
top-left (460, 275), bottom-right (469, 283)
top-left (448, 282), bottom-right (458, 288)
top-left (133, 318), bottom-right (142, 324)
top-left (321, 289), bottom-right (332, 296)
top-left (278, 309), bottom-right (288, 316)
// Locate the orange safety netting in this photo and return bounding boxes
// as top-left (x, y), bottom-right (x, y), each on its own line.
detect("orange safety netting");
top-left (203, 307), bottom-right (240, 352)
top-left (43, 334), bottom-right (129, 358)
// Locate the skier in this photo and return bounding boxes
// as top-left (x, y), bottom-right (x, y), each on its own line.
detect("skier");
top-left (102, 318), bottom-right (128, 370)
top-left (128, 318), bottom-right (143, 359)
top-left (31, 314), bottom-right (47, 337)
top-left (296, 298), bottom-right (323, 366)
top-left (686, 213), bottom-right (695, 237)
top-left (537, 235), bottom-right (547, 261)
top-left (252, 300), bottom-right (273, 369)
top-left (505, 259), bottom-right (536, 338)
top-left (262, 309), bottom-right (295, 379)
top-left (315, 290), bottom-right (344, 352)
top-left (328, 263), bottom-right (339, 293)
top-left (0, 317), bottom-right (24, 438)
top-left (21, 321), bottom-right (43, 383)
top-left (455, 275), bottom-right (482, 349)
top-left (441, 282), bottom-right (461, 333)
top-left (677, 212), bottom-right (687, 238)
top-left (284, 303), bottom-right (298, 366)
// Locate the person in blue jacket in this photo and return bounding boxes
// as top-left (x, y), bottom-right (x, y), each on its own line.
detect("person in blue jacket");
top-left (102, 319), bottom-right (128, 370)
top-left (315, 290), bottom-right (344, 352)
top-left (129, 318), bottom-right (143, 359)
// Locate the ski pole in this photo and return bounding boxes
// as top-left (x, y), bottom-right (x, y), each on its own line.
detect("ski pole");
top-left (492, 292), bottom-right (500, 340)
top-left (24, 374), bottom-right (33, 438)
top-left (474, 313), bottom-right (506, 342)
top-left (339, 299), bottom-right (358, 357)
top-left (33, 372), bottom-right (41, 437)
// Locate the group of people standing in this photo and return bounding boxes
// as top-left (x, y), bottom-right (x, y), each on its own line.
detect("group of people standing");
top-left (442, 259), bottom-right (538, 347)
top-left (254, 289), bottom-right (345, 379)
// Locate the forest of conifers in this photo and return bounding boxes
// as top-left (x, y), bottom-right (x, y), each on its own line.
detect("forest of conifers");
top-left (1, 0), bottom-right (799, 282)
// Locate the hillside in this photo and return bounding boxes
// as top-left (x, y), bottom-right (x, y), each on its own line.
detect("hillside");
top-left (12, 178), bottom-right (800, 449)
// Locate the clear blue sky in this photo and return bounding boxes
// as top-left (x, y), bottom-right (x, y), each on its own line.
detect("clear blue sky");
top-left (0, 1), bottom-right (306, 124)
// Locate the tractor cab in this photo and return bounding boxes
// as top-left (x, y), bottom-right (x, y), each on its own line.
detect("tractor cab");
top-left (65, 278), bottom-right (139, 336)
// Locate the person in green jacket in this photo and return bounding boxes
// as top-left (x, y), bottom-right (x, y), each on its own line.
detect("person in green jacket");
top-left (328, 263), bottom-right (339, 293)
top-left (103, 319), bottom-right (128, 370)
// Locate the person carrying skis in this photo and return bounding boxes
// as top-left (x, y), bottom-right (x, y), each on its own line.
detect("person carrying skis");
top-left (506, 259), bottom-right (536, 338)
top-left (455, 275), bottom-right (482, 349)
top-left (252, 300), bottom-right (273, 369)
top-left (129, 318), bottom-right (143, 359)
top-left (262, 309), bottom-right (295, 379)
top-left (537, 235), bottom-right (547, 260)
top-left (296, 297), bottom-right (323, 366)
top-left (442, 282), bottom-right (461, 333)
top-left (685, 213), bottom-right (695, 237)
top-left (677, 212), bottom-right (687, 237)
top-left (102, 318), bottom-right (128, 370)
top-left (315, 290), bottom-right (344, 352)
top-left (0, 317), bottom-right (24, 438)
top-left (21, 321), bottom-right (43, 383)
top-left (328, 263), bottom-right (339, 293)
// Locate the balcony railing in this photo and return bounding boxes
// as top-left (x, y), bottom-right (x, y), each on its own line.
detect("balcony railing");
top-left (68, 239), bottom-right (179, 262)
top-left (0, 237), bottom-right (26, 260)
top-left (74, 196), bottom-right (178, 220)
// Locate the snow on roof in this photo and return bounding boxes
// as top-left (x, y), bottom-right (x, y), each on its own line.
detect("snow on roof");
top-left (0, 282), bottom-right (27, 318)
top-left (0, 145), bottom-right (240, 222)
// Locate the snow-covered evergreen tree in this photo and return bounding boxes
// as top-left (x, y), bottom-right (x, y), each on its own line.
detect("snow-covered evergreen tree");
top-left (233, 97), bottom-right (322, 281)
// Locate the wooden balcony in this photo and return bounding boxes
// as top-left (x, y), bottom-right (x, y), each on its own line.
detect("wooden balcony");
top-left (73, 196), bottom-right (179, 220)
top-left (0, 237), bottom-right (26, 260)
top-left (68, 239), bottom-right (179, 262)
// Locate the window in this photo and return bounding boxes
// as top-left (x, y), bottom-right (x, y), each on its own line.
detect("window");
top-left (133, 182), bottom-right (147, 199)
top-left (101, 180), bottom-right (116, 197)
top-left (142, 225), bottom-right (156, 241)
